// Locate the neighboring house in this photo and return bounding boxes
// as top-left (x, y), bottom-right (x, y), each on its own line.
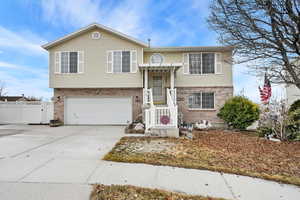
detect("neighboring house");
top-left (42, 23), bottom-right (234, 130)
top-left (0, 95), bottom-right (28, 102)
top-left (286, 84), bottom-right (300, 106)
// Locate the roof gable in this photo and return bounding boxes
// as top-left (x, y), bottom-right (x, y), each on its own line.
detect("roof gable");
top-left (42, 23), bottom-right (147, 50)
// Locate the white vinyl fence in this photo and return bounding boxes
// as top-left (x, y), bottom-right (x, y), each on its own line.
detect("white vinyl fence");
top-left (0, 101), bottom-right (53, 124)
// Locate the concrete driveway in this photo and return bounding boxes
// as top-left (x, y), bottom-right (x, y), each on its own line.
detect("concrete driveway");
top-left (0, 124), bottom-right (123, 200)
top-left (0, 125), bottom-right (299, 200)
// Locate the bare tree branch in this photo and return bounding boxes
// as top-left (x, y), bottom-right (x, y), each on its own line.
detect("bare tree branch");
top-left (208, 0), bottom-right (300, 89)
top-left (0, 81), bottom-right (7, 96)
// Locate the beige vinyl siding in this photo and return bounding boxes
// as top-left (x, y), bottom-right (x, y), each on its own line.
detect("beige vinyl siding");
top-left (286, 85), bottom-right (300, 106)
top-left (49, 27), bottom-right (143, 88)
top-left (144, 51), bottom-right (233, 87)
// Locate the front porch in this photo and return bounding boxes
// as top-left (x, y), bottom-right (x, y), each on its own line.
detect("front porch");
top-left (139, 63), bottom-right (182, 133)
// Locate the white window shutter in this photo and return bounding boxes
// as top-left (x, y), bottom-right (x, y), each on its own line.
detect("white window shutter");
top-left (78, 51), bottom-right (84, 73)
top-left (215, 53), bottom-right (222, 74)
top-left (107, 51), bottom-right (113, 73)
top-left (131, 50), bottom-right (137, 73)
top-left (54, 52), bottom-right (61, 74)
top-left (183, 53), bottom-right (189, 74)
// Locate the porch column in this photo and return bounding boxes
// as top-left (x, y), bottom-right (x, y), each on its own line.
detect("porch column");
top-left (170, 68), bottom-right (175, 89)
top-left (144, 69), bottom-right (148, 89)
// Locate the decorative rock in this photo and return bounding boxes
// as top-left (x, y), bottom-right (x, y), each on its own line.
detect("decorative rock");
top-left (194, 120), bottom-right (212, 130)
top-left (134, 123), bottom-right (144, 131)
top-left (269, 137), bottom-right (281, 142)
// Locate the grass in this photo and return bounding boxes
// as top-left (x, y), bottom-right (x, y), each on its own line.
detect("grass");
top-left (104, 130), bottom-right (300, 186)
top-left (90, 184), bottom-right (226, 200)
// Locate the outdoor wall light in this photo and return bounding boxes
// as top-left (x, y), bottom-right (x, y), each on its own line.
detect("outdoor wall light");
top-left (135, 96), bottom-right (139, 102)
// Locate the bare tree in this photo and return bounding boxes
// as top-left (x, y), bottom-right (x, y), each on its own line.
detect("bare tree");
top-left (208, 0), bottom-right (300, 89)
top-left (26, 96), bottom-right (43, 101)
top-left (0, 80), bottom-right (7, 96)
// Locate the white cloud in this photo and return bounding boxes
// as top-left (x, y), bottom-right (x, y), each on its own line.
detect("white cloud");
top-left (0, 26), bottom-right (47, 56)
top-left (0, 61), bottom-right (51, 100)
top-left (0, 71), bottom-right (52, 100)
top-left (0, 61), bottom-right (47, 78)
top-left (39, 0), bottom-right (212, 46)
top-left (40, 0), bottom-right (101, 28)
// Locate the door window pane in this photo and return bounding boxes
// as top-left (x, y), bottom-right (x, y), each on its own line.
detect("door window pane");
top-left (153, 76), bottom-right (162, 96)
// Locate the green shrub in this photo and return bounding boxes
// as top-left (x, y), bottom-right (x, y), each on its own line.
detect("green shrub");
top-left (217, 96), bottom-right (260, 130)
top-left (288, 99), bottom-right (300, 113)
top-left (286, 108), bottom-right (300, 140)
top-left (257, 126), bottom-right (272, 137)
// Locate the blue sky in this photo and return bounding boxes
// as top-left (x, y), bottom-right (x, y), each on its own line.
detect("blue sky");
top-left (0, 0), bottom-right (284, 101)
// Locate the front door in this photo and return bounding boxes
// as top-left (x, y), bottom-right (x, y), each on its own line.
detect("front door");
top-left (152, 75), bottom-right (164, 104)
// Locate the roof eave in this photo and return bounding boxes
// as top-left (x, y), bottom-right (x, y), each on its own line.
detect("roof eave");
top-left (144, 46), bottom-right (235, 52)
top-left (42, 23), bottom-right (148, 50)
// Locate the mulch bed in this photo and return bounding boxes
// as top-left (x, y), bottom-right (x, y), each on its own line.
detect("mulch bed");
top-left (90, 184), bottom-right (226, 200)
top-left (104, 130), bottom-right (300, 186)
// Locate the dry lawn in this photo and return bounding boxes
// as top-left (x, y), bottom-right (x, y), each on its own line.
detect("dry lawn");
top-left (90, 184), bottom-right (226, 200)
top-left (104, 130), bottom-right (300, 186)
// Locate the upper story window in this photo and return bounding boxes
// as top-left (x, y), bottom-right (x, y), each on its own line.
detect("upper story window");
top-left (107, 50), bottom-right (137, 73)
top-left (91, 31), bottom-right (101, 39)
top-left (150, 53), bottom-right (164, 64)
top-left (183, 52), bottom-right (222, 75)
top-left (113, 51), bottom-right (130, 73)
top-left (189, 53), bottom-right (215, 74)
top-left (54, 51), bottom-right (84, 74)
top-left (188, 92), bottom-right (215, 109)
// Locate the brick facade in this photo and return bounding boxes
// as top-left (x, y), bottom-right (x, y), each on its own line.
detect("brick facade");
top-left (176, 87), bottom-right (233, 125)
top-left (53, 87), bottom-right (233, 126)
top-left (53, 88), bottom-right (143, 123)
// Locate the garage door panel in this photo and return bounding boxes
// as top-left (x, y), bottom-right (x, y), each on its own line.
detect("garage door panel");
top-left (65, 97), bottom-right (132, 125)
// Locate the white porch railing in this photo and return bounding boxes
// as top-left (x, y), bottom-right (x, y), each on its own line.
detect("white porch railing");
top-left (167, 88), bottom-right (177, 106)
top-left (143, 88), bottom-right (154, 106)
top-left (144, 88), bottom-right (178, 130)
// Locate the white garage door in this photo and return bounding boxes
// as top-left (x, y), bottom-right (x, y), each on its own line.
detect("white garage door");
top-left (65, 97), bottom-right (132, 125)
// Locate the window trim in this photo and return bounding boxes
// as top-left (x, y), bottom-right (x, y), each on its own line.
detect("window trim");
top-left (188, 91), bottom-right (216, 110)
top-left (110, 50), bottom-right (135, 73)
top-left (91, 31), bottom-right (101, 39)
top-left (187, 52), bottom-right (217, 75)
top-left (59, 51), bottom-right (79, 74)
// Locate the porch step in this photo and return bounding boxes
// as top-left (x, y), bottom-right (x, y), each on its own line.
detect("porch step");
top-left (145, 127), bottom-right (179, 138)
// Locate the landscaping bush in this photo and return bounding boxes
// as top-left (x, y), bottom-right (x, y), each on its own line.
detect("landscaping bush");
top-left (286, 108), bottom-right (300, 141)
top-left (288, 99), bottom-right (300, 113)
top-left (218, 96), bottom-right (260, 130)
top-left (257, 126), bottom-right (273, 137)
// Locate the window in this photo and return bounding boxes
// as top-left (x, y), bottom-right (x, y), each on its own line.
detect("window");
top-left (189, 53), bottom-right (201, 74)
top-left (150, 53), bottom-right (163, 64)
top-left (60, 52), bottom-right (78, 73)
top-left (188, 92), bottom-right (215, 109)
top-left (91, 31), bottom-right (101, 39)
top-left (202, 53), bottom-right (215, 74)
top-left (188, 53), bottom-right (215, 74)
top-left (112, 51), bottom-right (131, 73)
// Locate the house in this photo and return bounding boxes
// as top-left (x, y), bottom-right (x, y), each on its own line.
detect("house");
top-left (42, 23), bottom-right (233, 133)
top-left (286, 84), bottom-right (300, 106)
top-left (285, 59), bottom-right (300, 107)
top-left (0, 95), bottom-right (28, 102)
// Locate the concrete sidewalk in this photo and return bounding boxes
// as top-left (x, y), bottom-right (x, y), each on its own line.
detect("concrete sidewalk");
top-left (0, 125), bottom-right (299, 200)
